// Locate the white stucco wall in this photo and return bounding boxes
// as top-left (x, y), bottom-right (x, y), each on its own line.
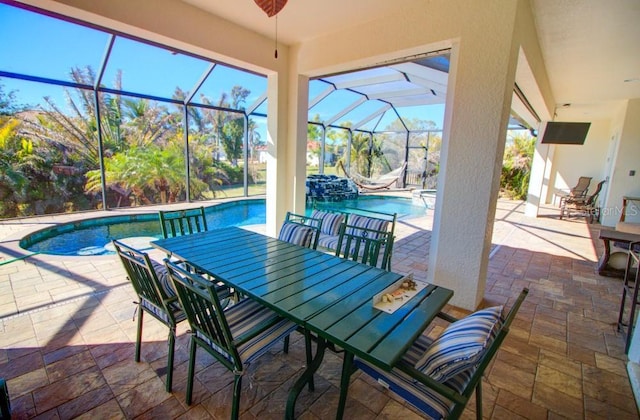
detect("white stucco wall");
top-left (601, 99), bottom-right (640, 227)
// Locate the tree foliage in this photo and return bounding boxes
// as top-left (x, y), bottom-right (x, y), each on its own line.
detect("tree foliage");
top-left (501, 133), bottom-right (536, 199)
top-left (0, 68), bottom-right (264, 218)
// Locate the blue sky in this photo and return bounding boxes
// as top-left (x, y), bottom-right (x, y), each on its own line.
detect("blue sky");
top-left (0, 2), bottom-right (444, 132)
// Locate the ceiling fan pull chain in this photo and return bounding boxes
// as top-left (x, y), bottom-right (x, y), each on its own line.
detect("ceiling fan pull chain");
top-left (275, 14), bottom-right (278, 59)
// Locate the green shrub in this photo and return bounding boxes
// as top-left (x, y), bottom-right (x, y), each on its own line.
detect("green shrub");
top-left (501, 134), bottom-right (535, 200)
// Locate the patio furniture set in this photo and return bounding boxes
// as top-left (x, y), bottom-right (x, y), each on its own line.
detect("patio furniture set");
top-left (558, 177), bottom-right (605, 223)
top-left (107, 206), bottom-right (527, 419)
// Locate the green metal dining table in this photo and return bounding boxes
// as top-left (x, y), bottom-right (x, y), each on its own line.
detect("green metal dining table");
top-left (151, 226), bottom-right (453, 419)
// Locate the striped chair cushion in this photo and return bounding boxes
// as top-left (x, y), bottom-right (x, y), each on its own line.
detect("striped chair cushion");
top-left (195, 298), bottom-right (297, 366)
top-left (319, 231), bottom-right (388, 263)
top-left (354, 333), bottom-right (472, 420)
top-left (140, 297), bottom-right (185, 323)
top-left (279, 222), bottom-right (314, 248)
top-left (151, 261), bottom-right (177, 298)
top-left (345, 214), bottom-right (389, 238)
top-left (311, 210), bottom-right (345, 236)
top-left (317, 232), bottom-right (341, 251)
top-left (415, 306), bottom-right (503, 382)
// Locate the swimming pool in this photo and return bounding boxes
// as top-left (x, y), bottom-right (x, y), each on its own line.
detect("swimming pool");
top-left (21, 200), bottom-right (266, 256)
top-left (21, 195), bottom-right (426, 256)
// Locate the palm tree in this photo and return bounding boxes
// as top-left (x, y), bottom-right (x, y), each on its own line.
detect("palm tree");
top-left (21, 66), bottom-right (125, 170)
top-left (86, 139), bottom-right (187, 206)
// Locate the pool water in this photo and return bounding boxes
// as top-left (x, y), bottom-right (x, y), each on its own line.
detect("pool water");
top-left (21, 196), bottom-right (425, 256)
top-left (22, 200), bottom-right (266, 256)
top-left (311, 196), bottom-right (426, 219)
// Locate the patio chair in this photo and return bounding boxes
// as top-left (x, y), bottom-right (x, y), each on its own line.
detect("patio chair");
top-left (113, 239), bottom-right (187, 392)
top-left (560, 180), bottom-right (605, 223)
top-left (339, 288), bottom-right (529, 420)
top-left (558, 176), bottom-right (592, 208)
top-left (279, 211), bottom-right (323, 250)
top-left (164, 260), bottom-right (311, 418)
top-left (334, 219), bottom-right (394, 270)
top-left (158, 206), bottom-right (208, 239)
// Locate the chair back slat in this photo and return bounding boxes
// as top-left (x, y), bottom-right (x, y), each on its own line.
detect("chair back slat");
top-left (335, 222), bottom-right (393, 270)
top-left (165, 260), bottom-right (241, 370)
top-left (113, 240), bottom-right (169, 308)
top-left (159, 207), bottom-right (208, 239)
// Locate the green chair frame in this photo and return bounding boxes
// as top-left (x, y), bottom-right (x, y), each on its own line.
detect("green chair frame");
top-left (113, 239), bottom-right (186, 392)
top-left (334, 222), bottom-right (394, 270)
top-left (343, 206), bottom-right (397, 237)
top-left (158, 206), bottom-right (208, 239)
top-left (159, 206), bottom-right (236, 303)
top-left (165, 260), bottom-right (312, 419)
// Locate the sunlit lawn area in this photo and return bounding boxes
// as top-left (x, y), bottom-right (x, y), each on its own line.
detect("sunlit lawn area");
top-left (210, 165), bottom-right (343, 198)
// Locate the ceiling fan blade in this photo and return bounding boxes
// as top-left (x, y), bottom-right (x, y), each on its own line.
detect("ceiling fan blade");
top-left (254, 0), bottom-right (288, 17)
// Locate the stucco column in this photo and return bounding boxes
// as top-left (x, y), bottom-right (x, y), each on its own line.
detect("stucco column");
top-left (601, 99), bottom-right (640, 227)
top-left (428, 35), bottom-right (519, 310)
top-left (265, 73), bottom-right (289, 237)
top-left (266, 66), bottom-right (309, 236)
top-left (526, 141), bottom-right (554, 216)
top-left (289, 72), bottom-right (310, 215)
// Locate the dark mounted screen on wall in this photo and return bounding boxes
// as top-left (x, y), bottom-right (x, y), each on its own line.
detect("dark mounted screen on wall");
top-left (540, 121), bottom-right (591, 145)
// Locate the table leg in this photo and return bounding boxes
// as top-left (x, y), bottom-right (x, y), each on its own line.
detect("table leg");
top-left (285, 334), bottom-right (326, 420)
top-left (621, 197), bottom-right (628, 222)
top-left (336, 351), bottom-right (355, 420)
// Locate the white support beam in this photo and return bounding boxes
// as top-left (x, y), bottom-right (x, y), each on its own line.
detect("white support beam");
top-left (366, 86), bottom-right (429, 100)
top-left (352, 103), bottom-right (391, 130)
top-left (388, 94), bottom-right (444, 107)
top-left (308, 84), bottom-right (335, 109)
top-left (325, 96), bottom-right (368, 125)
top-left (404, 73), bottom-right (448, 96)
top-left (390, 62), bottom-right (449, 86)
top-left (331, 72), bottom-right (405, 89)
top-left (247, 92), bottom-right (267, 115)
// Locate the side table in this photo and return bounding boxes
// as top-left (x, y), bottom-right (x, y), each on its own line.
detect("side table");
top-left (598, 229), bottom-right (640, 277)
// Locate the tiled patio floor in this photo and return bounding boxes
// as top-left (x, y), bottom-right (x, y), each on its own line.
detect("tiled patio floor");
top-left (0, 198), bottom-right (638, 418)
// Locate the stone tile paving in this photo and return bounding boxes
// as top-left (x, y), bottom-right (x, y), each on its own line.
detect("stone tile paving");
top-left (0, 198), bottom-right (637, 418)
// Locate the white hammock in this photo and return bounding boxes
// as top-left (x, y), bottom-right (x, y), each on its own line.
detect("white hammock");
top-left (339, 161), bottom-right (407, 191)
